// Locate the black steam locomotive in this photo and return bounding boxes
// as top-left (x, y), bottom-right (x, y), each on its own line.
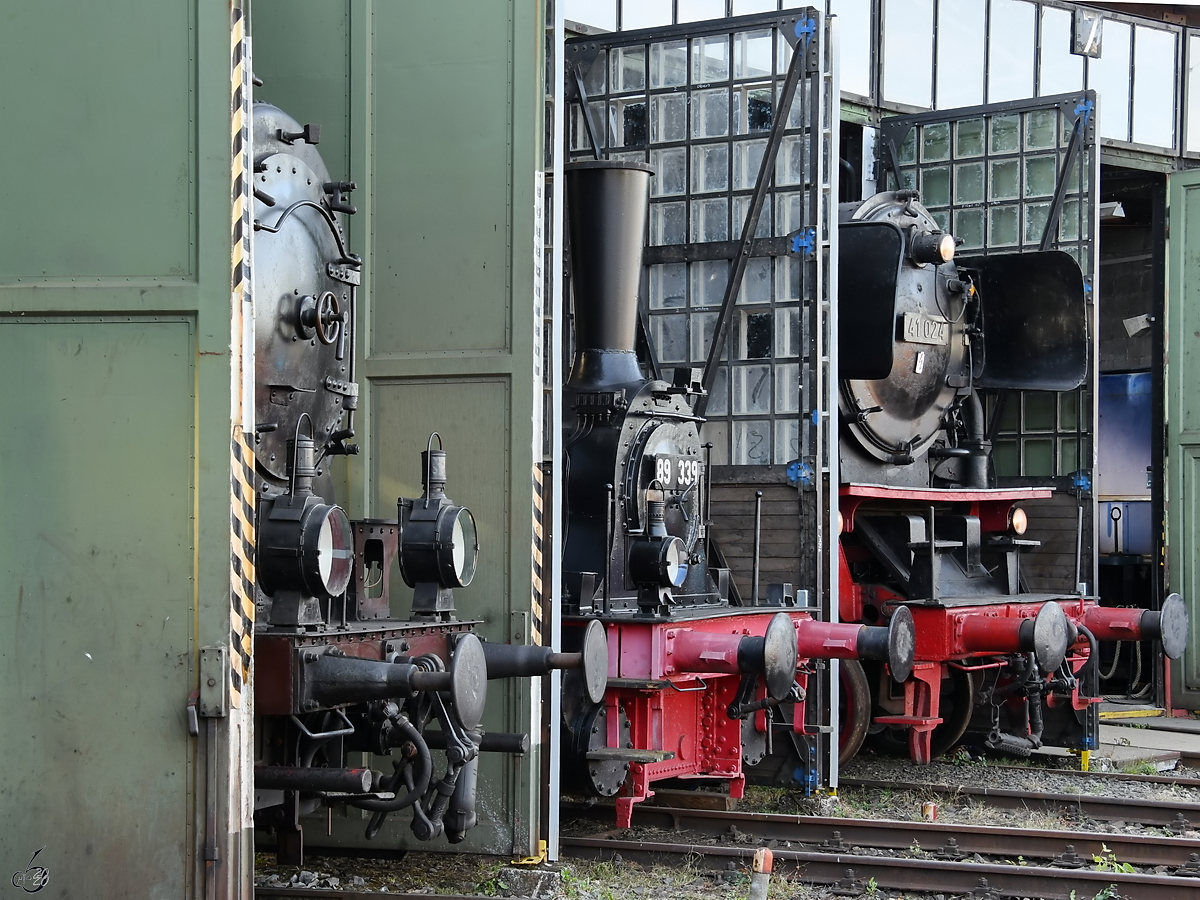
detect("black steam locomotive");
top-left (558, 161), bottom-right (914, 824)
top-left (835, 190), bottom-right (1186, 763)
top-left (248, 102), bottom-right (605, 863)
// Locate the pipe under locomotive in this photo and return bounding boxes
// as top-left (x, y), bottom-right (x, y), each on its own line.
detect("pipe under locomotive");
top-left (558, 161), bottom-right (916, 825)
top-left (247, 101), bottom-right (607, 863)
top-left (835, 190), bottom-right (1187, 764)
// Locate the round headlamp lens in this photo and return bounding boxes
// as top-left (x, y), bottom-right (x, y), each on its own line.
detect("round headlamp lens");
top-left (307, 505), bottom-right (353, 597)
top-left (660, 537), bottom-right (688, 588)
top-left (448, 507), bottom-right (479, 587)
top-left (938, 233), bottom-right (956, 262)
top-left (1010, 507), bottom-right (1028, 536)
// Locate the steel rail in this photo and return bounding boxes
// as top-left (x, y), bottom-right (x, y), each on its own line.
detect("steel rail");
top-left (562, 803), bottom-right (1200, 867)
top-left (939, 762), bottom-right (1200, 789)
top-left (839, 776), bottom-right (1200, 828)
top-left (561, 835), bottom-right (1200, 900)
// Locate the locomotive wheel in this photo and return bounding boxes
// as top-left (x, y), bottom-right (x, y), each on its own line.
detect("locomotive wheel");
top-left (572, 703), bottom-right (631, 797)
top-left (929, 667), bottom-right (978, 758)
top-left (867, 665), bottom-right (977, 758)
top-left (839, 659), bottom-right (871, 765)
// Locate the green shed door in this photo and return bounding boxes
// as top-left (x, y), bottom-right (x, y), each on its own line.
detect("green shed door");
top-left (1168, 168), bottom-right (1200, 708)
top-left (0, 2), bottom-right (248, 896)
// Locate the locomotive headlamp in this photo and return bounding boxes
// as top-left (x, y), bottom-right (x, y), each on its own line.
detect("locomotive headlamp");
top-left (260, 500), bottom-right (355, 598)
top-left (628, 498), bottom-right (688, 589)
top-left (258, 417), bottom-right (355, 606)
top-left (307, 505), bottom-right (355, 595)
top-left (399, 504), bottom-right (479, 588)
top-left (660, 536), bottom-right (688, 587)
top-left (399, 435), bottom-right (480, 617)
top-left (911, 231), bottom-right (956, 265)
top-left (1010, 507), bottom-right (1029, 535)
top-left (629, 535), bottom-right (688, 588)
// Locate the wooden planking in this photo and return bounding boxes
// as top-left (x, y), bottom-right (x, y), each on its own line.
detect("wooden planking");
top-left (710, 471), bottom-right (1086, 599)
top-left (710, 472), bottom-right (802, 595)
top-left (1019, 494), bottom-right (1092, 592)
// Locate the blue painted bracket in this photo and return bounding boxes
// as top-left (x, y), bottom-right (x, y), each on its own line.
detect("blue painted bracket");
top-left (790, 227), bottom-right (817, 258)
top-left (786, 459), bottom-right (815, 488)
top-left (794, 17), bottom-right (817, 45)
top-left (1073, 98), bottom-right (1094, 129)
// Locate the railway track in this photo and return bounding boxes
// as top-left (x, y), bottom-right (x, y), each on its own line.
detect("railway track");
top-left (941, 762), bottom-right (1200, 789)
top-left (561, 833), bottom-right (1200, 900)
top-left (254, 797), bottom-right (1200, 900)
top-left (563, 803), bottom-right (1200, 867)
top-left (839, 776), bottom-right (1200, 829)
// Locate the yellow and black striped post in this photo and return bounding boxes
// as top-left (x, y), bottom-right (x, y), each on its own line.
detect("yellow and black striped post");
top-left (229, 6), bottom-right (255, 706)
top-left (531, 463), bottom-right (545, 646)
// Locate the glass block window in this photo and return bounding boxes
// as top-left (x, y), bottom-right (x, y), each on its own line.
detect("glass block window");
top-left (989, 389), bottom-right (1090, 477)
top-left (882, 94), bottom-right (1093, 266)
top-left (566, 0), bottom-right (1188, 157)
top-left (567, 9), bottom-right (826, 468)
top-left (878, 90), bottom-right (1097, 482)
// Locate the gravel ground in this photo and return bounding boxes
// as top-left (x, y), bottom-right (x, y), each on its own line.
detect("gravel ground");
top-left (843, 750), bottom-right (1200, 804)
top-left (254, 750), bottom-right (1200, 900)
top-left (254, 850), bottom-right (828, 899)
top-left (816, 749), bottom-right (1200, 837)
top-left (254, 846), bottom-right (1134, 900)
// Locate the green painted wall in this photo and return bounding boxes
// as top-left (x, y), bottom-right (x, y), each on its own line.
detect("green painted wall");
top-left (1168, 169), bottom-right (1200, 708)
top-left (252, 0), bottom-right (545, 854)
top-left (0, 1), bottom-right (246, 896)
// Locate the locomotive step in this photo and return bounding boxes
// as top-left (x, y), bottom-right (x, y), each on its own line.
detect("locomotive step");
top-left (586, 748), bottom-right (677, 764)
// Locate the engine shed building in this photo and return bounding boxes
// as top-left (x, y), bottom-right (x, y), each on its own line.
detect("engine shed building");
top-left (562, 0), bottom-right (1200, 718)
top-left (1, 1), bottom-right (1198, 897)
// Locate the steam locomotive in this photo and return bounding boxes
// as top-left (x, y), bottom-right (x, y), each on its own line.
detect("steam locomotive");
top-left (557, 161), bottom-right (915, 825)
top-left (835, 190), bottom-right (1187, 764)
top-left (247, 102), bottom-right (606, 863)
top-left (556, 159), bottom-right (1187, 817)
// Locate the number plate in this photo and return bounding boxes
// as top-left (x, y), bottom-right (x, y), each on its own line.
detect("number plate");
top-left (902, 312), bottom-right (949, 345)
top-left (652, 454), bottom-right (701, 489)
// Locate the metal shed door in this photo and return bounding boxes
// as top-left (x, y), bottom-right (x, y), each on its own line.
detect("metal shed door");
top-left (1167, 168), bottom-right (1200, 707)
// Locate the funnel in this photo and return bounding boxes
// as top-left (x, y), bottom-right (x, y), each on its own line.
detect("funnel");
top-left (564, 160), bottom-right (654, 388)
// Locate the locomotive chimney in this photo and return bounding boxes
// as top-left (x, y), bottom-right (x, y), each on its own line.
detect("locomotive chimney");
top-left (564, 160), bottom-right (654, 388)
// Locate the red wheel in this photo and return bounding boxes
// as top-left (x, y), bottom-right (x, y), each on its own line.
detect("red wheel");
top-left (929, 667), bottom-right (978, 758)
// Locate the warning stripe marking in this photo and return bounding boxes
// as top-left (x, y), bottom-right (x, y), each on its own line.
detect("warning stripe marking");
top-left (228, 7), bottom-right (255, 706)
top-left (531, 463), bottom-right (545, 646)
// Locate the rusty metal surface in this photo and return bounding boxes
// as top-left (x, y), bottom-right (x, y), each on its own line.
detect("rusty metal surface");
top-left (563, 803), bottom-right (1200, 867)
top-left (839, 777), bottom-right (1200, 828)
top-left (561, 835), bottom-right (1200, 900)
